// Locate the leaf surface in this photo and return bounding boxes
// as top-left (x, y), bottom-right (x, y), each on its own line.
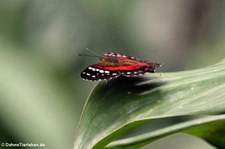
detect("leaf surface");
top-left (74, 59), bottom-right (225, 149)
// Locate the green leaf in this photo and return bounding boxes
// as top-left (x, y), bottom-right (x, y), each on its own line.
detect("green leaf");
top-left (74, 59), bottom-right (225, 149)
top-left (107, 115), bottom-right (225, 148)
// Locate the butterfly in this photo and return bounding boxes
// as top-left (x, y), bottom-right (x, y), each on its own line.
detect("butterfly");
top-left (80, 51), bottom-right (161, 81)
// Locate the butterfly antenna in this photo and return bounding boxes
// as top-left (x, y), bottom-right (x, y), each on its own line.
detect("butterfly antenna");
top-left (78, 53), bottom-right (99, 57)
top-left (85, 48), bottom-right (100, 57)
top-left (78, 48), bottom-right (101, 58)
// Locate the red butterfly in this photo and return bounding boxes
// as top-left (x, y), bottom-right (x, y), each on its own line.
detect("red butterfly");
top-left (80, 50), bottom-right (161, 81)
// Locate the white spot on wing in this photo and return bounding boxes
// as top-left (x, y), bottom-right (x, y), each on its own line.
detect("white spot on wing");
top-left (99, 70), bottom-right (104, 73)
top-left (105, 70), bottom-right (110, 73)
top-left (107, 53), bottom-right (114, 56)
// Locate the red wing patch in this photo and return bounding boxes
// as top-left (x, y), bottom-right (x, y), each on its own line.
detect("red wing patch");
top-left (81, 52), bottom-right (161, 81)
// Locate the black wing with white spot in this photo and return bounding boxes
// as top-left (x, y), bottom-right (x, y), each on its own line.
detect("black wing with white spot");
top-left (80, 64), bottom-right (120, 81)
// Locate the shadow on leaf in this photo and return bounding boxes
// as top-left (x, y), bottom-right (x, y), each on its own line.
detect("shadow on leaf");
top-left (105, 76), bottom-right (167, 94)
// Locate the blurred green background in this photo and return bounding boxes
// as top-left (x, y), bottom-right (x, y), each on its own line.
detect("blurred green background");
top-left (0, 0), bottom-right (225, 149)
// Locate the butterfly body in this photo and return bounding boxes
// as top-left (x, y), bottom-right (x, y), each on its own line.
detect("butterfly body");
top-left (81, 52), bottom-right (161, 81)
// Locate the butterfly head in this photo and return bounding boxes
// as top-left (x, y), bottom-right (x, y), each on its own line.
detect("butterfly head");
top-left (146, 63), bottom-right (162, 72)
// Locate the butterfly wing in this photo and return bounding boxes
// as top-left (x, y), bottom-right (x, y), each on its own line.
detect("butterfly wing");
top-left (81, 52), bottom-right (161, 81)
top-left (80, 63), bottom-right (120, 81)
top-left (102, 63), bottom-right (161, 77)
top-left (102, 53), bottom-right (161, 76)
